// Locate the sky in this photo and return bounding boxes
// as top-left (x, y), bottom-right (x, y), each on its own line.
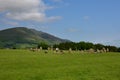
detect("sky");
top-left (0, 0), bottom-right (120, 45)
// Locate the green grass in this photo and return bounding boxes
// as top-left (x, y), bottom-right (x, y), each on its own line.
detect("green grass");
top-left (0, 49), bottom-right (120, 80)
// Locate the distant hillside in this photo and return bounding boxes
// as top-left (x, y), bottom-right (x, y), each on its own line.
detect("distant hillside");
top-left (0, 27), bottom-right (69, 48)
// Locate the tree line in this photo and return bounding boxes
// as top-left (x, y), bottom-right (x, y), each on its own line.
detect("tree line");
top-left (1, 41), bottom-right (120, 52)
top-left (53, 41), bottom-right (120, 52)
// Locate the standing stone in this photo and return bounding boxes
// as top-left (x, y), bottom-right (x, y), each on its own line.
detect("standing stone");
top-left (40, 47), bottom-right (42, 50)
top-left (103, 47), bottom-right (106, 53)
top-left (69, 48), bottom-right (72, 53)
top-left (107, 48), bottom-right (109, 52)
top-left (48, 47), bottom-right (50, 50)
top-left (97, 49), bottom-right (100, 53)
top-left (56, 48), bottom-right (59, 53)
top-left (89, 48), bottom-right (94, 53)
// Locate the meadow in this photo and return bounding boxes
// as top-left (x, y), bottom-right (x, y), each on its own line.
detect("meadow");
top-left (0, 49), bottom-right (120, 80)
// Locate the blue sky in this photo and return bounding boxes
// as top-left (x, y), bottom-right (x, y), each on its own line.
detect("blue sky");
top-left (0, 0), bottom-right (120, 44)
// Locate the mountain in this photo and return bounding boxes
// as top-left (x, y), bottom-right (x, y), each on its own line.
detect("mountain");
top-left (0, 27), bottom-right (69, 48)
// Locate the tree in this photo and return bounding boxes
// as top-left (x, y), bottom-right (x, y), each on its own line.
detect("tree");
top-left (37, 42), bottom-right (49, 49)
top-left (53, 41), bottom-right (119, 52)
top-left (117, 47), bottom-right (120, 52)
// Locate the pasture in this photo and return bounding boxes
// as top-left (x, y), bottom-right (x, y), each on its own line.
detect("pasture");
top-left (0, 49), bottom-right (120, 80)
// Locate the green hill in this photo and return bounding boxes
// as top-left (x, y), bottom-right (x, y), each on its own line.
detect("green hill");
top-left (0, 27), bottom-right (69, 48)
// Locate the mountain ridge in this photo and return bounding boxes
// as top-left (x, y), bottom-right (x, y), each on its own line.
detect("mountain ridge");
top-left (0, 27), bottom-right (70, 48)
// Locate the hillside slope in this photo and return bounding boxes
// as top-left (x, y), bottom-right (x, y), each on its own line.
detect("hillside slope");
top-left (0, 27), bottom-right (69, 48)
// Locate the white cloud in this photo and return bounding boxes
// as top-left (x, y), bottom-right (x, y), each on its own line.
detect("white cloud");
top-left (51, 0), bottom-right (70, 7)
top-left (0, 19), bottom-right (19, 26)
top-left (0, 0), bottom-right (61, 22)
top-left (83, 16), bottom-right (90, 20)
top-left (39, 26), bottom-right (50, 30)
top-left (67, 28), bottom-right (79, 33)
top-left (52, 0), bottom-right (63, 3)
top-left (6, 21), bottom-right (19, 26)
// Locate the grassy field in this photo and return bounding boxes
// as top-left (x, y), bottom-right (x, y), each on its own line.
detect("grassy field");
top-left (0, 49), bottom-right (120, 80)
